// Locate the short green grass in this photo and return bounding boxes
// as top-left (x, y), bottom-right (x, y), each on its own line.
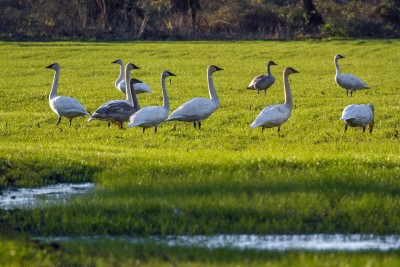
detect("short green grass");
top-left (0, 40), bottom-right (400, 265)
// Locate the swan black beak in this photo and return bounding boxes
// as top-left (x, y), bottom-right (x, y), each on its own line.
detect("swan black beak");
top-left (215, 66), bottom-right (223, 71)
top-left (167, 71), bottom-right (177, 76)
top-left (45, 63), bottom-right (55, 69)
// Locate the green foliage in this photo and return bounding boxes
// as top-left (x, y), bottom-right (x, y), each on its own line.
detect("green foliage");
top-left (0, 40), bottom-right (400, 264)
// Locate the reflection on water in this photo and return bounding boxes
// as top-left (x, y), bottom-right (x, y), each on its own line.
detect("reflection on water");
top-left (37, 234), bottom-right (400, 251)
top-left (0, 183), bottom-right (94, 209)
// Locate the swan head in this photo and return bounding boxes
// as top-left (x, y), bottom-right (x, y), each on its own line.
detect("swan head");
top-left (112, 59), bottom-right (123, 65)
top-left (126, 63), bottom-right (140, 72)
top-left (268, 61), bottom-right (278, 66)
top-left (162, 70), bottom-right (176, 78)
top-left (335, 54), bottom-right (345, 60)
top-left (285, 67), bottom-right (299, 75)
top-left (209, 65), bottom-right (223, 73)
top-left (45, 63), bottom-right (60, 71)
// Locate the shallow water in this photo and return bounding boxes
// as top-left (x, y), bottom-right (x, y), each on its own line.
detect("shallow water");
top-left (38, 234), bottom-right (400, 251)
top-left (0, 183), bottom-right (94, 210)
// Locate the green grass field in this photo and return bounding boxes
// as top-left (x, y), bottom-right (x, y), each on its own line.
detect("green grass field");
top-left (0, 40), bottom-right (400, 266)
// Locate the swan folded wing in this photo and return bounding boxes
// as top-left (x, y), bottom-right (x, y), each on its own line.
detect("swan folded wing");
top-left (339, 74), bottom-right (369, 89)
top-left (53, 96), bottom-right (89, 116)
top-left (129, 106), bottom-right (166, 127)
top-left (169, 98), bottom-right (216, 121)
top-left (255, 104), bottom-right (290, 126)
top-left (341, 105), bottom-right (372, 122)
top-left (247, 74), bottom-right (265, 89)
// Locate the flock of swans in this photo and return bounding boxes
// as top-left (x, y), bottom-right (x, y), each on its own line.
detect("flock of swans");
top-left (46, 54), bottom-right (374, 134)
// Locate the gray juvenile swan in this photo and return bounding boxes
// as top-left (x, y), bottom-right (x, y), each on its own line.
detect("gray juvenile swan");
top-left (46, 63), bottom-right (90, 126)
top-left (89, 63), bottom-right (141, 129)
top-left (334, 54), bottom-right (369, 96)
top-left (247, 60), bottom-right (277, 95)
top-left (128, 70), bottom-right (176, 133)
top-left (166, 65), bottom-right (223, 129)
top-left (250, 67), bottom-right (299, 134)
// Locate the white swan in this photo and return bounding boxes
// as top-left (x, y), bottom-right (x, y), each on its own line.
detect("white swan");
top-left (340, 103), bottom-right (375, 133)
top-left (89, 63), bottom-right (141, 129)
top-left (166, 65), bottom-right (223, 129)
top-left (247, 60), bottom-right (277, 95)
top-left (46, 63), bottom-right (90, 126)
top-left (128, 70), bottom-right (176, 133)
top-left (334, 54), bottom-right (369, 96)
top-left (250, 67), bottom-right (299, 133)
top-left (112, 59), bottom-right (152, 94)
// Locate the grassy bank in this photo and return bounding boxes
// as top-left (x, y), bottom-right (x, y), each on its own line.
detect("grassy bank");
top-left (0, 40), bottom-right (399, 264)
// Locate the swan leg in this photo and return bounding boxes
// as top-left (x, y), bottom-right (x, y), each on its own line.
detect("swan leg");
top-left (173, 124), bottom-right (177, 131)
top-left (264, 89), bottom-right (267, 95)
top-left (262, 127), bottom-right (265, 133)
top-left (369, 125), bottom-right (373, 134)
top-left (143, 128), bottom-right (145, 133)
top-left (118, 122), bottom-right (123, 130)
top-left (198, 121), bottom-right (201, 129)
top-left (346, 90), bottom-right (349, 96)
top-left (56, 117), bottom-right (62, 125)
top-left (350, 91), bottom-right (353, 97)
top-left (344, 125), bottom-right (348, 132)
top-left (69, 118), bottom-right (72, 126)
top-left (108, 121), bottom-right (111, 128)
top-left (155, 127), bottom-right (157, 134)
top-left (362, 126), bottom-right (366, 133)
top-left (257, 90), bottom-right (260, 95)
top-left (193, 122), bottom-right (196, 128)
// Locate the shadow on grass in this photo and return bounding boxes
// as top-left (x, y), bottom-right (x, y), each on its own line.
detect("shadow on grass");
top-left (0, 158), bottom-right (100, 189)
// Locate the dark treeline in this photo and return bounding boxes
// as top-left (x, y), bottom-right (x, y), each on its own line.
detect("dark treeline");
top-left (0, 0), bottom-right (399, 40)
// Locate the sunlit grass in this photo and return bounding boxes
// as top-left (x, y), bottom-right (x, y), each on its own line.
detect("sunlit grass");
top-left (0, 40), bottom-right (400, 264)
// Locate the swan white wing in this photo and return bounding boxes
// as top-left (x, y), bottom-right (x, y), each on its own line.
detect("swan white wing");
top-left (51, 96), bottom-right (89, 117)
top-left (250, 104), bottom-right (290, 128)
top-left (167, 98), bottom-right (217, 121)
top-left (128, 106), bottom-right (167, 127)
top-left (336, 74), bottom-right (369, 90)
top-left (117, 80), bottom-right (152, 94)
top-left (248, 75), bottom-right (275, 89)
top-left (340, 104), bottom-right (373, 125)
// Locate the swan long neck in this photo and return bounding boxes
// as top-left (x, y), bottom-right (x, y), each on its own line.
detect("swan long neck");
top-left (334, 57), bottom-right (341, 75)
top-left (207, 69), bottom-right (219, 104)
top-left (49, 68), bottom-right (60, 100)
top-left (125, 67), bottom-right (140, 109)
top-left (283, 71), bottom-right (293, 108)
top-left (116, 61), bottom-right (124, 86)
top-left (267, 63), bottom-right (272, 76)
top-left (161, 74), bottom-right (170, 111)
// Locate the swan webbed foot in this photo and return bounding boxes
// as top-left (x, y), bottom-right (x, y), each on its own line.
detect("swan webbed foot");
top-left (56, 117), bottom-right (62, 125)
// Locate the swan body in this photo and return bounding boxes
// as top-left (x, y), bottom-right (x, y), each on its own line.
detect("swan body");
top-left (166, 65), bottom-right (223, 129)
top-left (128, 70), bottom-right (176, 133)
top-left (113, 59), bottom-right (152, 94)
top-left (89, 63), bottom-right (141, 129)
top-left (250, 67), bottom-right (299, 133)
top-left (46, 63), bottom-right (90, 125)
top-left (340, 103), bottom-right (374, 133)
top-left (247, 60), bottom-right (277, 95)
top-left (334, 54), bottom-right (369, 96)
